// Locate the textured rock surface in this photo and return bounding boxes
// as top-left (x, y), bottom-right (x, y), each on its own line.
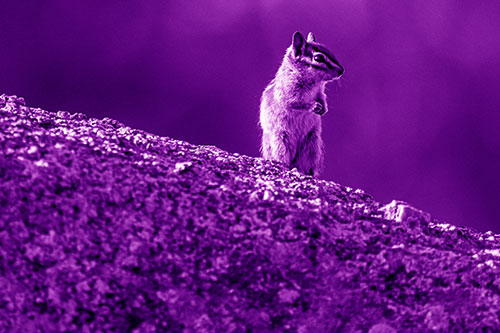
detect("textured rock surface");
top-left (0, 94), bottom-right (499, 332)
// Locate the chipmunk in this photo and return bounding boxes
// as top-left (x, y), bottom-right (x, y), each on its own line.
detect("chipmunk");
top-left (259, 31), bottom-right (343, 176)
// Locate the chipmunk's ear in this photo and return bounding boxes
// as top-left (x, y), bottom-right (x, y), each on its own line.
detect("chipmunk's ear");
top-left (292, 31), bottom-right (305, 57)
top-left (307, 32), bottom-right (316, 42)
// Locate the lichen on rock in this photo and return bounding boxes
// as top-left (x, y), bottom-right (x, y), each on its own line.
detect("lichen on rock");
top-left (1, 94), bottom-right (499, 332)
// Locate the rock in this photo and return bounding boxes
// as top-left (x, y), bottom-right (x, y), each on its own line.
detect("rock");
top-left (369, 323), bottom-right (397, 333)
top-left (0, 94), bottom-right (499, 331)
top-left (379, 200), bottom-right (431, 224)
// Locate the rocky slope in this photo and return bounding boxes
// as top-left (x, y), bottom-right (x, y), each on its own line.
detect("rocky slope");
top-left (0, 94), bottom-right (499, 332)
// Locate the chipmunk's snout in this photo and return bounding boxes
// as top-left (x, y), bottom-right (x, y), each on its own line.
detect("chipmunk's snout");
top-left (328, 64), bottom-right (343, 80)
top-left (328, 62), bottom-right (343, 80)
top-left (337, 66), bottom-right (344, 77)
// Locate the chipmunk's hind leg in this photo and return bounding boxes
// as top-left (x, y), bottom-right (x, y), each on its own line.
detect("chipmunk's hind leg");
top-left (296, 128), bottom-right (323, 176)
top-left (262, 131), bottom-right (294, 167)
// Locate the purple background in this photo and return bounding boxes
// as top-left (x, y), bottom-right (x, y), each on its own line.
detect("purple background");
top-left (1, 1), bottom-right (499, 232)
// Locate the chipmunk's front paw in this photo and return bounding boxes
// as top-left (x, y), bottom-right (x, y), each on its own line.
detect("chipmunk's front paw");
top-left (311, 102), bottom-right (326, 115)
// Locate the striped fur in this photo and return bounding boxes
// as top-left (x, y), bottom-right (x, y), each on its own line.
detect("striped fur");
top-left (259, 32), bottom-right (343, 176)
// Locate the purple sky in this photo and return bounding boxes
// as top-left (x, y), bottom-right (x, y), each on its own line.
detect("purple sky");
top-left (2, 1), bottom-right (500, 232)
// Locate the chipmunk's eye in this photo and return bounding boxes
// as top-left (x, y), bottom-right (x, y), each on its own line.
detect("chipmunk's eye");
top-left (313, 54), bottom-right (325, 63)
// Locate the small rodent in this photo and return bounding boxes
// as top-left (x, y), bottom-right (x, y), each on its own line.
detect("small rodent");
top-left (259, 31), bottom-right (343, 176)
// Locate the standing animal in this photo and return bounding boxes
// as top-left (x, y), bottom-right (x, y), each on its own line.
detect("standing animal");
top-left (259, 31), bottom-right (343, 176)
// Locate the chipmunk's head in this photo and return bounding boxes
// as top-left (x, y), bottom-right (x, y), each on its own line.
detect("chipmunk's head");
top-left (287, 31), bottom-right (344, 82)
